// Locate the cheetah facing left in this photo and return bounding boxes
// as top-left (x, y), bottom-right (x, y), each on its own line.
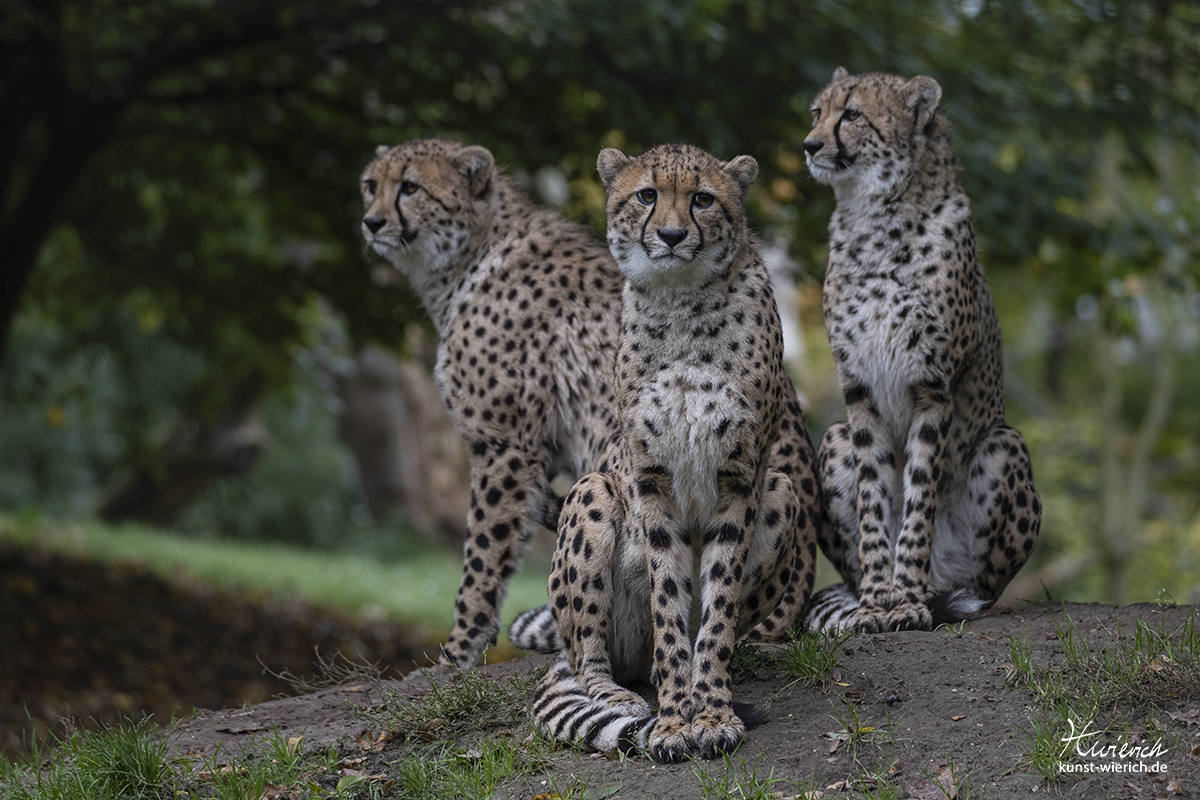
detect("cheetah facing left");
top-left (523, 144), bottom-right (814, 762)
top-left (801, 69), bottom-right (1041, 633)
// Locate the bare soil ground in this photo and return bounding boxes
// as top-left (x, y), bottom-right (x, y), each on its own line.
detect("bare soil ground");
top-left (166, 603), bottom-right (1200, 799)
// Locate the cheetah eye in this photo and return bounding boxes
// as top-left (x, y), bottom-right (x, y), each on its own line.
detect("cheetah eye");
top-left (692, 192), bottom-right (715, 209)
top-left (364, 179), bottom-right (377, 195)
top-left (842, 108), bottom-right (861, 122)
top-left (636, 188), bottom-right (657, 205)
top-left (400, 180), bottom-right (419, 196)
top-left (810, 107), bottom-right (821, 123)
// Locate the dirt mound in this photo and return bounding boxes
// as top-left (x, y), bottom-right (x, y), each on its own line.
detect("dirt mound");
top-left (165, 602), bottom-right (1200, 799)
top-left (0, 543), bottom-right (434, 755)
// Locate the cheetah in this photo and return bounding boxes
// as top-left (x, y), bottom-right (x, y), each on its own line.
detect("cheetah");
top-left (361, 140), bottom-right (821, 668)
top-left (514, 144), bottom-right (815, 762)
top-left (360, 139), bottom-right (623, 667)
top-left (800, 68), bottom-right (1041, 633)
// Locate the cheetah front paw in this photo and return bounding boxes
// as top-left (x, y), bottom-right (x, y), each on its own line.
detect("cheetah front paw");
top-left (690, 711), bottom-right (745, 759)
top-left (845, 607), bottom-right (890, 634)
top-left (884, 602), bottom-right (933, 631)
top-left (648, 718), bottom-right (694, 763)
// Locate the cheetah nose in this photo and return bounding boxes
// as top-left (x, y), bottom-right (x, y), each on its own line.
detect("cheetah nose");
top-left (802, 139), bottom-right (823, 156)
top-left (657, 227), bottom-right (686, 248)
top-left (363, 216), bottom-right (386, 234)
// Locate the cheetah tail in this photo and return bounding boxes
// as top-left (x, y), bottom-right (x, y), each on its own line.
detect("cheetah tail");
top-left (927, 587), bottom-right (986, 627)
top-left (802, 582), bottom-right (858, 632)
top-left (802, 583), bottom-right (986, 632)
top-left (533, 656), bottom-right (656, 754)
top-left (508, 604), bottom-right (563, 652)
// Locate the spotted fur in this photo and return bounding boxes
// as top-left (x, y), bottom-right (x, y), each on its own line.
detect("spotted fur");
top-left (360, 139), bottom-right (623, 667)
top-left (801, 69), bottom-right (1041, 633)
top-left (523, 144), bottom-right (817, 762)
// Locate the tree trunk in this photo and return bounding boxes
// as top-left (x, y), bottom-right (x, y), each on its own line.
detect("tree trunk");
top-left (336, 347), bottom-right (470, 546)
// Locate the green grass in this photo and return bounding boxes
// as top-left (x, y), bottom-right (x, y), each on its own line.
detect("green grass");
top-left (0, 720), bottom-right (169, 800)
top-left (779, 628), bottom-right (848, 685)
top-left (0, 513), bottom-right (551, 635)
top-left (1006, 607), bottom-right (1199, 781)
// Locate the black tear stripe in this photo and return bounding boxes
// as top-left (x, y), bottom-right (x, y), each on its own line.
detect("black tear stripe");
top-left (639, 182), bottom-right (659, 257)
top-left (687, 198), bottom-right (706, 253)
top-left (392, 162), bottom-right (410, 230)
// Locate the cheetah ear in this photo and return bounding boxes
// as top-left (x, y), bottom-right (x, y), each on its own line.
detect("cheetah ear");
top-left (724, 155), bottom-right (759, 198)
top-left (832, 66), bottom-right (850, 82)
top-left (596, 148), bottom-right (632, 191)
top-left (374, 144), bottom-right (390, 157)
top-left (453, 144), bottom-right (495, 196)
top-left (904, 75), bottom-right (942, 131)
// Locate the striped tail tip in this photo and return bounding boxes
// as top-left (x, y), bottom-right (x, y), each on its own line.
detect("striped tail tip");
top-left (533, 657), bottom-right (655, 754)
top-left (508, 604), bottom-right (563, 653)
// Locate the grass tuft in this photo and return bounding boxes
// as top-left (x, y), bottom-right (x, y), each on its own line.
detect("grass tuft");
top-left (779, 628), bottom-right (849, 685)
top-left (0, 719), bottom-right (168, 800)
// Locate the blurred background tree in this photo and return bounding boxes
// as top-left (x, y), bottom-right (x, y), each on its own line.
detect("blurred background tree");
top-left (1, 0), bottom-right (1197, 605)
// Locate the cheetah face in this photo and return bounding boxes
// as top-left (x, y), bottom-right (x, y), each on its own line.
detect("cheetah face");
top-left (359, 139), bottom-right (494, 279)
top-left (597, 144), bottom-right (757, 292)
top-left (803, 67), bottom-right (942, 197)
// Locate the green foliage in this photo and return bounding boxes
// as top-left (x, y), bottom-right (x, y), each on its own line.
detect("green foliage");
top-left (0, 720), bottom-right (169, 800)
top-left (693, 752), bottom-right (790, 800)
top-left (2, 0), bottom-right (1200, 602)
top-left (779, 629), bottom-right (848, 686)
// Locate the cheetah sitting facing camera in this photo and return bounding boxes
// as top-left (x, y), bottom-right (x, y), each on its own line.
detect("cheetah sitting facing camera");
top-left (802, 69), bottom-right (1041, 633)
top-left (520, 144), bottom-right (815, 762)
top-left (361, 140), bottom-right (821, 668)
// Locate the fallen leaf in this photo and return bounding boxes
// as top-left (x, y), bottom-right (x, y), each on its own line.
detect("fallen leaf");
top-left (532, 794), bottom-right (563, 800)
top-left (908, 762), bottom-right (958, 800)
top-left (339, 685), bottom-right (365, 693)
top-left (825, 779), bottom-right (852, 791)
top-left (286, 736), bottom-right (303, 756)
top-left (1168, 709), bottom-right (1200, 726)
top-left (952, 715), bottom-right (966, 721)
top-left (1166, 780), bottom-right (1182, 795)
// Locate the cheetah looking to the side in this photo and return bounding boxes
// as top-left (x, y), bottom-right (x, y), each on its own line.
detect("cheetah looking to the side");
top-left (519, 144), bottom-right (814, 762)
top-left (361, 140), bottom-right (821, 668)
top-left (801, 69), bottom-right (1041, 633)
top-left (360, 139), bottom-right (624, 668)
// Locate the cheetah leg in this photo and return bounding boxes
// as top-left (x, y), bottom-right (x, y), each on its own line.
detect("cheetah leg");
top-left (550, 472), bottom-right (651, 716)
top-left (687, 469), bottom-right (780, 759)
top-left (636, 472), bottom-right (696, 763)
top-left (751, 397), bottom-right (821, 638)
top-left (936, 424), bottom-right (1041, 603)
top-left (880, 383), bottom-right (954, 631)
top-left (743, 471), bottom-right (805, 640)
top-left (815, 422), bottom-right (862, 584)
top-left (440, 445), bottom-right (550, 668)
top-left (840, 382), bottom-right (904, 633)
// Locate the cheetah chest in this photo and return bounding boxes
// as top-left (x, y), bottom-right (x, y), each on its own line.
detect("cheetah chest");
top-left (627, 365), bottom-right (750, 526)
top-left (829, 278), bottom-right (941, 442)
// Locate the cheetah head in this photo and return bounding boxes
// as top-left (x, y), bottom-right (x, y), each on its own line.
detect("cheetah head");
top-left (803, 67), bottom-right (942, 198)
top-left (360, 139), bottom-right (494, 281)
top-left (597, 143), bottom-right (757, 292)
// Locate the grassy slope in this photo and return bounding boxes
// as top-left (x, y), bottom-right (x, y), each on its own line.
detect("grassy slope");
top-left (0, 515), bottom-right (551, 641)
